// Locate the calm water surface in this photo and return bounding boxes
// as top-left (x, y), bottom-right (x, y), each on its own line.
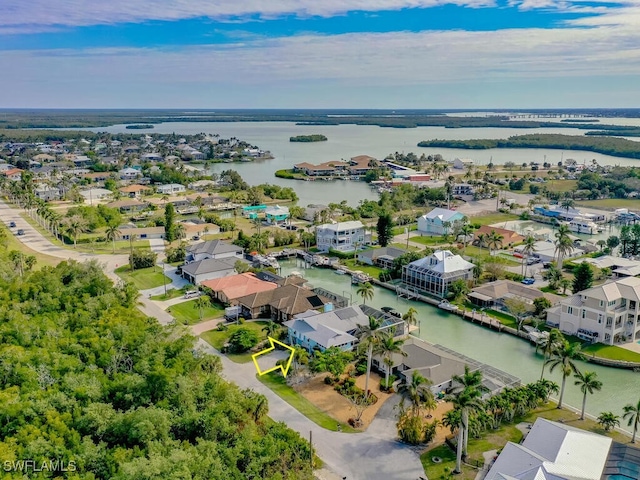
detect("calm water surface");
top-left (279, 260), bottom-right (640, 423)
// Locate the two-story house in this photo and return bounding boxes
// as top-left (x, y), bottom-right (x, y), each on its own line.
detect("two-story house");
top-left (316, 221), bottom-right (368, 253)
top-left (402, 250), bottom-right (474, 298)
top-left (417, 208), bottom-right (466, 235)
top-left (546, 276), bottom-right (640, 345)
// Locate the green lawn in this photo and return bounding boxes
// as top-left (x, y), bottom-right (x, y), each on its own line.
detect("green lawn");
top-left (200, 320), bottom-right (272, 363)
top-left (341, 259), bottom-right (384, 279)
top-left (258, 372), bottom-right (358, 433)
top-left (0, 224), bottom-right (61, 268)
top-left (582, 343), bottom-right (640, 363)
top-left (115, 265), bottom-right (171, 290)
top-left (390, 242), bottom-right (421, 251)
top-left (168, 298), bottom-right (226, 325)
top-left (546, 179), bottom-right (578, 193)
top-left (467, 212), bottom-right (519, 226)
top-left (75, 239), bottom-right (151, 255)
top-left (409, 235), bottom-right (449, 246)
top-left (577, 198), bottom-right (640, 210)
top-left (150, 288), bottom-right (187, 301)
top-left (485, 308), bottom-right (519, 328)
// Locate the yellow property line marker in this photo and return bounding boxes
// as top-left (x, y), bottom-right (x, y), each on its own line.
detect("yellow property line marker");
top-left (252, 336), bottom-right (296, 378)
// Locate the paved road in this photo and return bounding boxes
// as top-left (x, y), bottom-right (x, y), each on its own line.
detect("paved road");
top-left (2, 198), bottom-right (427, 480)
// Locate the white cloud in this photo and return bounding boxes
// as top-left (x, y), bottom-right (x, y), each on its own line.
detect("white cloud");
top-left (0, 0), bottom-right (495, 31)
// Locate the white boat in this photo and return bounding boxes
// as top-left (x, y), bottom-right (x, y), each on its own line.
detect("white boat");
top-left (335, 269), bottom-right (347, 275)
top-left (438, 300), bottom-right (459, 312)
top-left (351, 271), bottom-right (370, 284)
top-left (567, 217), bottom-right (599, 235)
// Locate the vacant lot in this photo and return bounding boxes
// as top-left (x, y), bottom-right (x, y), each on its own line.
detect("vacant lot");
top-left (169, 298), bottom-right (225, 325)
top-left (115, 265), bottom-right (171, 290)
top-left (200, 320), bottom-right (272, 363)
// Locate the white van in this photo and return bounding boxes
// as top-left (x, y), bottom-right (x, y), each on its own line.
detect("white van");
top-left (184, 290), bottom-right (200, 299)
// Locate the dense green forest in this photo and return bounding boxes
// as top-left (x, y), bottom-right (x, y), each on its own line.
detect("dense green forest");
top-left (0, 253), bottom-right (312, 478)
top-left (417, 134), bottom-right (640, 160)
top-left (289, 134), bottom-right (327, 142)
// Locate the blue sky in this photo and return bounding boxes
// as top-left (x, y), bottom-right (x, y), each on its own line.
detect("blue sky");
top-left (0, 0), bottom-right (638, 108)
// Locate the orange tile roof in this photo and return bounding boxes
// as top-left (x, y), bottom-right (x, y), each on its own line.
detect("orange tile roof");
top-left (475, 225), bottom-right (525, 244)
top-left (3, 168), bottom-right (23, 176)
top-left (201, 273), bottom-right (278, 301)
top-left (119, 184), bottom-right (150, 193)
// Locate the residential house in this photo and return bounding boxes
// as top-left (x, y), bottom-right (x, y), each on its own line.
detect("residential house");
top-left (34, 184), bottom-right (62, 201)
top-left (81, 172), bottom-right (112, 185)
top-left (316, 221), bottom-right (367, 253)
top-left (108, 199), bottom-right (149, 213)
top-left (284, 305), bottom-right (369, 352)
top-left (474, 225), bottom-right (524, 247)
top-left (452, 183), bottom-right (474, 195)
top-left (265, 205), bottom-right (289, 225)
top-left (2, 168), bottom-right (23, 181)
top-left (486, 417), bottom-right (639, 480)
top-left (32, 153), bottom-right (56, 163)
top-left (452, 158), bottom-right (474, 170)
top-left (180, 257), bottom-right (239, 285)
top-left (402, 250), bottom-right (474, 298)
top-left (514, 240), bottom-right (583, 263)
top-left (119, 184), bottom-right (150, 198)
top-left (188, 180), bottom-right (218, 191)
top-left (73, 155), bottom-right (93, 167)
top-left (293, 161), bottom-right (349, 177)
top-left (157, 183), bottom-right (186, 195)
top-left (546, 276), bottom-right (640, 345)
top-left (118, 226), bottom-right (165, 240)
top-left (573, 255), bottom-right (640, 279)
top-left (119, 167), bottom-right (141, 180)
top-left (534, 205), bottom-right (606, 223)
top-left (349, 155), bottom-right (377, 176)
top-left (186, 240), bottom-right (243, 263)
top-left (357, 246), bottom-right (408, 269)
top-left (141, 153), bottom-right (163, 162)
top-left (417, 208), bottom-right (466, 235)
top-left (201, 272), bottom-right (278, 304)
top-left (302, 204), bottom-right (329, 222)
top-left (234, 284), bottom-right (332, 322)
top-left (469, 280), bottom-right (562, 310)
top-left (242, 205), bottom-right (267, 219)
top-left (79, 188), bottom-right (113, 203)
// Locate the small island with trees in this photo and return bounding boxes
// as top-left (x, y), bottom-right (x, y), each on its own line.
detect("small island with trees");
top-left (290, 134), bottom-right (328, 142)
top-left (125, 124), bottom-right (154, 129)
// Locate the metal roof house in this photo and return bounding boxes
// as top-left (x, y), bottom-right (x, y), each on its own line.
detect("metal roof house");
top-left (417, 208), bottom-right (466, 235)
top-left (402, 250), bottom-right (474, 298)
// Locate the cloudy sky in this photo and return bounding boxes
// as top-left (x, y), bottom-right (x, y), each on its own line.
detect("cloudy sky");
top-left (1, 0), bottom-right (639, 108)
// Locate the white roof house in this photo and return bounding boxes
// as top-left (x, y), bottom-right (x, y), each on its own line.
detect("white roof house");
top-left (79, 188), bottom-right (113, 202)
top-left (417, 208), bottom-right (466, 235)
top-left (486, 418), bottom-right (612, 480)
top-left (402, 250), bottom-right (474, 298)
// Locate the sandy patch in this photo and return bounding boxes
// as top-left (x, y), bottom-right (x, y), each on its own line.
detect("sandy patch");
top-left (296, 371), bottom-right (393, 430)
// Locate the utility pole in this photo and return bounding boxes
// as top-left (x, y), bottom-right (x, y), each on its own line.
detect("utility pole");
top-left (309, 430), bottom-right (313, 469)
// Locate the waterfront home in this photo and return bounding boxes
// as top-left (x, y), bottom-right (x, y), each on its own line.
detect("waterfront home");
top-left (265, 205), bottom-right (290, 225)
top-left (234, 284), bottom-right (332, 322)
top-left (302, 204), bottom-right (329, 222)
top-left (185, 240), bottom-right (243, 263)
top-left (469, 280), bottom-right (562, 310)
top-left (402, 250), bottom-right (474, 298)
top-left (316, 221), bottom-right (368, 253)
top-left (474, 225), bottom-right (524, 246)
top-left (284, 305), bottom-right (368, 353)
top-left (514, 240), bottom-right (583, 263)
top-left (452, 158), bottom-right (473, 170)
top-left (180, 257), bottom-right (238, 285)
top-left (486, 417), bottom-right (635, 480)
top-left (156, 183), bottom-right (186, 195)
top-left (357, 246), bottom-right (408, 269)
top-left (188, 179), bottom-right (218, 191)
top-left (117, 226), bottom-right (165, 240)
top-left (201, 272), bottom-right (278, 304)
top-left (293, 161), bottom-right (349, 177)
top-left (572, 255), bottom-right (640, 279)
top-left (349, 155), bottom-right (377, 175)
top-left (417, 208), bottom-right (466, 235)
top-left (546, 276), bottom-right (640, 345)
top-left (119, 184), bottom-right (150, 198)
top-left (108, 199), bottom-right (149, 213)
top-left (534, 205), bottom-right (606, 223)
top-left (242, 205), bottom-right (267, 219)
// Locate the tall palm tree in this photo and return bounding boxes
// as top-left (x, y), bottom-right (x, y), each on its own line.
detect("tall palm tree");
top-left (63, 215), bottom-right (87, 248)
top-left (451, 366), bottom-right (489, 454)
top-left (398, 370), bottom-right (434, 415)
top-left (379, 335), bottom-right (406, 388)
top-left (193, 295), bottom-right (210, 322)
top-left (292, 345), bottom-right (310, 377)
top-left (539, 328), bottom-right (564, 380)
top-left (561, 197), bottom-right (575, 213)
top-left (623, 398), bottom-right (640, 443)
top-left (545, 339), bottom-right (585, 409)
top-left (487, 230), bottom-right (504, 255)
top-left (554, 224), bottom-right (573, 272)
top-left (128, 233), bottom-right (139, 259)
top-left (262, 320), bottom-right (280, 338)
top-left (357, 316), bottom-right (386, 398)
top-left (402, 307), bottom-right (418, 328)
top-left (174, 224), bottom-right (186, 241)
top-left (521, 234), bottom-right (536, 277)
top-left (356, 282), bottom-right (374, 305)
top-left (105, 224), bottom-right (121, 254)
top-left (574, 370), bottom-right (602, 420)
top-left (459, 224), bottom-right (475, 250)
top-left (448, 388), bottom-right (485, 474)
top-left (475, 233), bottom-right (488, 250)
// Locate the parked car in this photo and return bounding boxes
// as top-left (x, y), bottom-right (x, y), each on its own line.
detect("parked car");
top-left (16, 229), bottom-right (25, 236)
top-left (9, 221), bottom-right (16, 228)
top-left (526, 257), bottom-right (541, 265)
top-left (521, 277), bottom-right (535, 285)
top-left (184, 290), bottom-right (200, 299)
top-left (285, 225), bottom-right (298, 231)
top-left (192, 235), bottom-right (200, 241)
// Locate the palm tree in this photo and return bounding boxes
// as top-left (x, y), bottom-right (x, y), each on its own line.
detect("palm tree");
top-left (597, 411), bottom-right (620, 433)
top-left (105, 224), bottom-right (121, 254)
top-left (128, 233), bottom-right (139, 259)
top-left (475, 233), bottom-right (488, 250)
top-left (623, 399), bottom-right (640, 443)
top-left (292, 345), bottom-right (310, 377)
top-left (554, 224), bottom-right (573, 272)
top-left (539, 328), bottom-right (564, 380)
top-left (451, 366), bottom-right (489, 454)
top-left (521, 234), bottom-right (536, 277)
top-left (193, 295), bottom-right (210, 322)
top-left (448, 388), bottom-right (485, 474)
top-left (559, 277), bottom-right (572, 295)
top-left (472, 261), bottom-right (484, 286)
top-left (262, 320), bottom-right (280, 338)
top-left (357, 316), bottom-right (386, 398)
top-left (63, 215), bottom-right (88, 248)
top-left (561, 197), bottom-right (575, 212)
top-left (356, 282), bottom-right (374, 305)
top-left (545, 339), bottom-right (585, 409)
top-left (402, 307), bottom-right (418, 328)
top-left (379, 335), bottom-right (406, 388)
top-left (574, 371), bottom-right (602, 420)
top-left (487, 230), bottom-right (504, 255)
top-left (459, 224), bottom-right (475, 250)
top-left (398, 370), bottom-right (434, 415)
top-left (174, 224), bottom-right (186, 241)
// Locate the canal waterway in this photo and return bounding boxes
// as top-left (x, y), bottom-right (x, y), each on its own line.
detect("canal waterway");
top-left (84, 120), bottom-right (640, 207)
top-left (278, 259), bottom-right (640, 421)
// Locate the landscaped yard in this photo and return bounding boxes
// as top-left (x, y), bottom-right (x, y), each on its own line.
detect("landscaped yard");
top-left (168, 298), bottom-right (226, 325)
top-left (115, 265), bottom-right (171, 290)
top-left (1, 225), bottom-right (60, 268)
top-left (200, 320), bottom-right (272, 363)
top-left (258, 372), bottom-right (358, 433)
top-left (75, 238), bottom-right (151, 255)
top-left (341, 259), bottom-right (384, 279)
top-left (150, 288), bottom-right (186, 301)
top-left (582, 343), bottom-right (640, 363)
top-left (467, 212), bottom-right (519, 226)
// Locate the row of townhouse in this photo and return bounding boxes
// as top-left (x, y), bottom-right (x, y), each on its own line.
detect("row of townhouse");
top-left (293, 154), bottom-right (378, 177)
